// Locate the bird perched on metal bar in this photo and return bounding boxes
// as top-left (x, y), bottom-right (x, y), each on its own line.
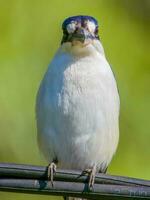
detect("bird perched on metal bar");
top-left (36, 15), bottom-right (120, 200)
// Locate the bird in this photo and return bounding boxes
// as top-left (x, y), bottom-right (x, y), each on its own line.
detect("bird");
top-left (36, 15), bottom-right (120, 200)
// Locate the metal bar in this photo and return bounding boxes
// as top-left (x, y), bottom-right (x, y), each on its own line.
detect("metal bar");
top-left (0, 163), bottom-right (150, 187)
top-left (0, 178), bottom-right (150, 199)
top-left (0, 163), bottom-right (150, 199)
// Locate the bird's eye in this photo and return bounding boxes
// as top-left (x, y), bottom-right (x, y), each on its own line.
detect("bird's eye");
top-left (66, 21), bottom-right (76, 34)
top-left (86, 21), bottom-right (96, 33)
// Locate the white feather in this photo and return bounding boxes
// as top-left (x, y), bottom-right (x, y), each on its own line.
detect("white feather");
top-left (86, 20), bottom-right (96, 33)
top-left (66, 21), bottom-right (76, 33)
top-left (36, 40), bottom-right (120, 172)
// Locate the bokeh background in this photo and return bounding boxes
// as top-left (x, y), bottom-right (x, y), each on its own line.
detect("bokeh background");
top-left (0, 0), bottom-right (150, 199)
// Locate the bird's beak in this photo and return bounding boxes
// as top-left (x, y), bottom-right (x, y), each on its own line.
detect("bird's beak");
top-left (69, 27), bottom-right (93, 44)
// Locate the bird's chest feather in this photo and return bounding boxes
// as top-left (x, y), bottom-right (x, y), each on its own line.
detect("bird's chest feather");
top-left (46, 55), bottom-right (118, 137)
top-left (37, 53), bottom-right (119, 168)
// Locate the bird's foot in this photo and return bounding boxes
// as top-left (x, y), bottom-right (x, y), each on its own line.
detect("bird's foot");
top-left (82, 164), bottom-right (96, 190)
top-left (47, 162), bottom-right (57, 187)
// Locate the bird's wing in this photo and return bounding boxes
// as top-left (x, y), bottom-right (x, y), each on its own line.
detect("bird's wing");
top-left (36, 67), bottom-right (58, 162)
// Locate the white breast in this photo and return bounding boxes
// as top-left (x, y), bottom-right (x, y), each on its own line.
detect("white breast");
top-left (36, 41), bottom-right (120, 172)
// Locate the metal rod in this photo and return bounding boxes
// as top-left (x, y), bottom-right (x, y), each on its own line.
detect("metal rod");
top-left (0, 178), bottom-right (150, 199)
top-left (0, 163), bottom-right (150, 187)
top-left (0, 163), bottom-right (150, 199)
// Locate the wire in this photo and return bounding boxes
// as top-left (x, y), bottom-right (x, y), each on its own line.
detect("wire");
top-left (0, 163), bottom-right (150, 199)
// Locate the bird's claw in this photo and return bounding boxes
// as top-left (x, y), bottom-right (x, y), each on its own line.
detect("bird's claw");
top-left (82, 164), bottom-right (96, 190)
top-left (47, 162), bottom-right (57, 186)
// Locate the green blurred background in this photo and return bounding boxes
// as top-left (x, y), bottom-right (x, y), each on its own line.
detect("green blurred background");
top-left (0, 0), bottom-right (150, 199)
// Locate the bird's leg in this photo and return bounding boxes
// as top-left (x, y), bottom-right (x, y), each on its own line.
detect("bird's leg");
top-left (88, 164), bottom-right (96, 189)
top-left (82, 164), bottom-right (96, 189)
top-left (47, 159), bottom-right (57, 187)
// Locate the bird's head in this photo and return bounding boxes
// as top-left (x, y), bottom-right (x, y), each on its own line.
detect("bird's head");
top-left (60, 15), bottom-right (103, 56)
top-left (61, 15), bottom-right (99, 45)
